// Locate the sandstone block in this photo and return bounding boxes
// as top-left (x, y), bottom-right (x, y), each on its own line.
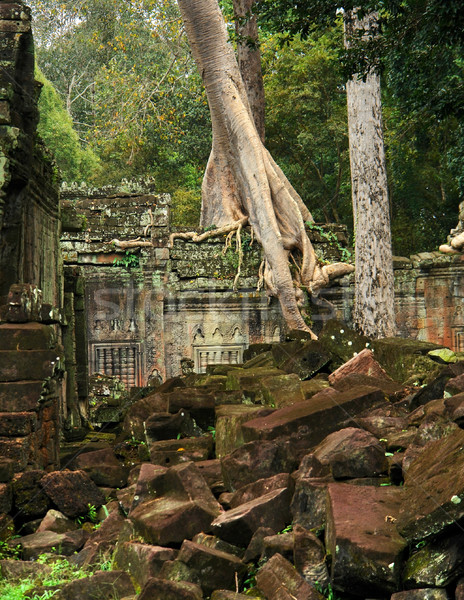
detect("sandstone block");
top-left (290, 478), bottom-right (330, 532)
top-left (178, 539), bottom-right (247, 596)
top-left (0, 350), bottom-right (60, 382)
top-left (0, 559), bottom-right (51, 580)
top-left (58, 570), bottom-right (135, 600)
top-left (145, 409), bottom-right (199, 443)
top-left (229, 473), bottom-right (294, 509)
top-left (138, 577), bottom-right (203, 600)
top-left (12, 470), bottom-right (50, 519)
top-left (0, 381), bottom-right (44, 412)
top-left (40, 470), bottom-right (105, 518)
top-left (0, 323), bottom-right (56, 351)
top-left (149, 435), bottom-right (213, 466)
top-left (113, 541), bottom-right (177, 588)
top-left (72, 447), bottom-right (129, 488)
top-left (293, 525), bottom-right (329, 588)
top-left (36, 509), bottom-right (77, 534)
top-left (19, 529), bottom-right (89, 560)
top-left (391, 590), bottom-right (449, 600)
top-left (326, 483), bottom-right (407, 595)
top-left (73, 510), bottom-right (126, 567)
top-left (0, 483), bottom-right (12, 513)
top-left (211, 487), bottom-right (292, 546)
top-left (0, 412), bottom-right (36, 436)
top-left (215, 405), bottom-right (270, 459)
top-left (256, 553), bottom-right (324, 600)
top-left (329, 348), bottom-right (392, 385)
top-left (271, 340), bottom-right (331, 380)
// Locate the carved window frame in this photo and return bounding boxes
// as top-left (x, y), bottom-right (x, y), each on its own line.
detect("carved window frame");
top-left (193, 344), bottom-right (244, 374)
top-left (90, 342), bottom-right (142, 387)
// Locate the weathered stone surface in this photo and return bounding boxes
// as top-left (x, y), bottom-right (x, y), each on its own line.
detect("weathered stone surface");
top-left (326, 483), bottom-right (407, 595)
top-left (123, 393), bottom-right (169, 440)
top-left (129, 462), bottom-right (221, 545)
top-left (36, 509), bottom-right (78, 534)
top-left (271, 340), bottom-right (332, 380)
top-left (215, 405), bottom-right (271, 459)
top-left (0, 458), bottom-right (15, 482)
top-left (138, 577), bottom-right (203, 600)
top-left (195, 459), bottom-right (223, 492)
top-left (290, 478), bottom-right (330, 532)
top-left (0, 412), bottom-right (36, 436)
top-left (131, 463), bottom-right (167, 508)
top-left (241, 386), bottom-right (385, 452)
top-left (402, 527), bottom-right (464, 588)
top-left (149, 435), bottom-right (214, 466)
top-left (260, 373), bottom-right (305, 408)
top-left (333, 372), bottom-right (405, 398)
top-left (293, 525), bottom-right (329, 587)
top-left (164, 388), bottom-right (216, 428)
top-left (40, 470), bottom-right (105, 518)
top-left (221, 440), bottom-right (297, 491)
top-left (72, 448), bottom-right (129, 488)
top-left (0, 559), bottom-right (52, 580)
top-left (113, 541), bottom-right (177, 588)
top-left (145, 409), bottom-right (200, 443)
top-left (229, 473), bottom-right (294, 509)
top-left (256, 553), bottom-right (323, 600)
top-left (408, 364), bottom-right (464, 409)
top-left (211, 592), bottom-right (252, 600)
top-left (318, 320), bottom-right (370, 366)
top-left (12, 470), bottom-right (50, 519)
top-left (192, 533), bottom-right (244, 558)
top-left (73, 509), bottom-right (126, 566)
top-left (19, 529), bottom-right (89, 560)
top-left (0, 350), bottom-right (60, 382)
top-left (262, 531), bottom-right (294, 562)
top-left (445, 373), bottom-right (464, 396)
top-left (178, 540), bottom-right (247, 596)
top-left (58, 570), bottom-right (135, 600)
top-left (243, 526), bottom-right (275, 562)
top-left (301, 378), bottom-right (330, 399)
top-left (0, 483), bottom-right (12, 513)
top-left (391, 590), bottom-right (449, 600)
top-left (312, 427), bottom-right (388, 479)
top-left (397, 428), bottom-right (464, 541)
top-left (0, 323), bottom-right (56, 351)
top-left (329, 348), bottom-right (392, 385)
top-left (0, 513), bottom-right (14, 540)
top-left (211, 487), bottom-right (292, 546)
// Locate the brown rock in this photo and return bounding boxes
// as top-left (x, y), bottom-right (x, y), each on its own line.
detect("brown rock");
top-left (12, 470), bottom-right (50, 519)
top-left (113, 541), bottom-right (177, 588)
top-left (0, 412), bottom-right (36, 436)
top-left (241, 386), bottom-right (386, 451)
top-left (192, 532), bottom-right (243, 558)
top-left (293, 525), bottom-right (329, 587)
top-left (271, 340), bottom-right (331, 380)
top-left (256, 553), bottom-right (323, 600)
top-left (243, 526), bottom-right (275, 562)
top-left (398, 428), bottom-right (464, 541)
top-left (164, 387), bottom-right (216, 428)
top-left (149, 435), bottom-right (214, 467)
top-left (131, 463), bottom-right (167, 509)
top-left (326, 483), bottom-right (407, 595)
top-left (445, 374), bottom-right (464, 396)
top-left (329, 348), bottom-right (392, 385)
top-left (0, 350), bottom-right (59, 382)
top-left (0, 483), bottom-right (12, 514)
top-left (229, 473), bottom-right (294, 508)
top-left (0, 458), bottom-right (15, 482)
top-left (19, 529), bottom-right (89, 560)
top-left (36, 509), bottom-right (78, 534)
top-left (73, 509), bottom-right (126, 566)
top-left (290, 478), bottom-right (331, 532)
top-left (211, 592), bottom-right (252, 600)
top-left (145, 409), bottom-right (200, 443)
top-left (195, 459), bottom-right (224, 492)
top-left (0, 559), bottom-right (52, 580)
top-left (0, 323), bottom-right (56, 351)
top-left (178, 540), bottom-right (247, 596)
top-left (211, 487), bottom-right (292, 546)
top-left (220, 440), bottom-right (296, 491)
top-left (215, 405), bottom-right (271, 459)
top-left (40, 470), bottom-right (105, 518)
top-left (0, 381), bottom-right (43, 413)
top-left (58, 570), bottom-right (135, 600)
top-left (262, 531), bottom-right (293, 562)
top-left (333, 373), bottom-right (404, 398)
top-left (138, 577), bottom-right (203, 600)
top-left (72, 448), bottom-right (129, 488)
top-left (123, 392), bottom-right (169, 440)
top-left (312, 427), bottom-right (388, 479)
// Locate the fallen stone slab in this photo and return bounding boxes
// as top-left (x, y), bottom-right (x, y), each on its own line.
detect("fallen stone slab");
top-left (145, 409), bottom-right (200, 443)
top-left (329, 348), bottom-right (392, 385)
top-left (73, 509), bottom-right (126, 567)
top-left (243, 526), bottom-right (275, 562)
top-left (290, 477), bottom-right (331, 532)
top-left (131, 463), bottom-right (167, 509)
top-left (113, 541), bottom-right (177, 589)
top-left (0, 483), bottom-right (12, 514)
top-left (138, 577), bottom-right (203, 600)
top-left (164, 387), bottom-right (216, 428)
top-left (221, 440), bottom-right (297, 491)
top-left (211, 487), bottom-right (292, 546)
top-left (262, 531), bottom-right (294, 562)
top-left (256, 553), bottom-right (324, 600)
top-left (0, 559), bottom-right (52, 580)
top-left (326, 483), bottom-right (407, 596)
top-left (312, 427), bottom-right (388, 479)
top-left (58, 570), bottom-right (135, 600)
top-left (71, 447), bottom-right (129, 488)
top-left (19, 529), bottom-right (89, 560)
top-left (0, 458), bottom-right (15, 483)
top-left (293, 524), bottom-right (329, 588)
top-left (36, 509), bottom-right (78, 534)
top-left (241, 386), bottom-right (386, 453)
top-left (271, 340), bottom-right (332, 380)
top-left (260, 373), bottom-right (306, 408)
top-left (40, 470), bottom-right (105, 518)
top-left (333, 373), bottom-right (405, 399)
top-left (211, 592), bottom-right (253, 600)
top-left (397, 428), bottom-right (464, 542)
top-left (178, 540), bottom-right (247, 596)
top-left (12, 470), bottom-right (50, 519)
top-left (229, 473), bottom-right (294, 508)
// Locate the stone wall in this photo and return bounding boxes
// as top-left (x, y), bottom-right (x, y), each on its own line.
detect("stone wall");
top-left (0, 1), bottom-right (64, 471)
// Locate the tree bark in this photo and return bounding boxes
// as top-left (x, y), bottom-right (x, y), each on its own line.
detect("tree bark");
top-left (232, 0), bottom-right (265, 142)
top-left (176, 0), bottom-right (353, 334)
top-left (345, 10), bottom-right (396, 338)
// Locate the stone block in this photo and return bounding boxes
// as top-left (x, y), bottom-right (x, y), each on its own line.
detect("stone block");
top-left (326, 483), bottom-right (407, 595)
top-left (72, 447), bottom-right (129, 488)
top-left (328, 348), bottom-right (392, 385)
top-left (58, 570), bottom-right (135, 600)
top-left (271, 340), bottom-right (332, 380)
top-left (178, 540), bottom-right (247, 596)
top-left (241, 386), bottom-right (386, 452)
top-left (149, 435), bottom-right (214, 466)
top-left (256, 553), bottom-right (323, 600)
top-left (36, 509), bottom-right (78, 534)
top-left (391, 591), bottom-right (448, 600)
top-left (290, 478), bottom-right (330, 532)
top-left (74, 509), bottom-right (126, 567)
top-left (0, 323), bottom-right (56, 350)
top-left (138, 578), bottom-right (203, 600)
top-left (0, 559), bottom-right (51, 581)
top-left (0, 412), bottom-right (36, 436)
top-left (211, 487), bottom-right (292, 546)
top-left (215, 405), bottom-right (271, 459)
top-left (40, 470), bottom-right (106, 518)
top-left (0, 458), bottom-right (15, 482)
top-left (229, 473), bottom-right (294, 509)
top-left (0, 350), bottom-right (61, 382)
top-left (0, 436), bottom-right (33, 471)
top-left (397, 428), bottom-right (464, 541)
top-left (113, 541), bottom-right (177, 589)
top-left (0, 482), bottom-right (12, 513)
top-left (19, 529), bottom-right (89, 560)
top-left (0, 381), bottom-right (43, 412)
top-left (145, 409), bottom-right (199, 443)
top-left (12, 470), bottom-right (50, 519)
top-left (293, 525), bottom-right (329, 587)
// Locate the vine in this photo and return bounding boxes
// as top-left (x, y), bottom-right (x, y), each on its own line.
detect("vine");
top-left (306, 222), bottom-right (353, 263)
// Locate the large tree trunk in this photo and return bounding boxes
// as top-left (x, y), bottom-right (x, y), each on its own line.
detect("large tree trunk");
top-left (232, 0), bottom-right (265, 142)
top-left (345, 11), bottom-right (396, 338)
top-left (177, 0), bottom-right (353, 334)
